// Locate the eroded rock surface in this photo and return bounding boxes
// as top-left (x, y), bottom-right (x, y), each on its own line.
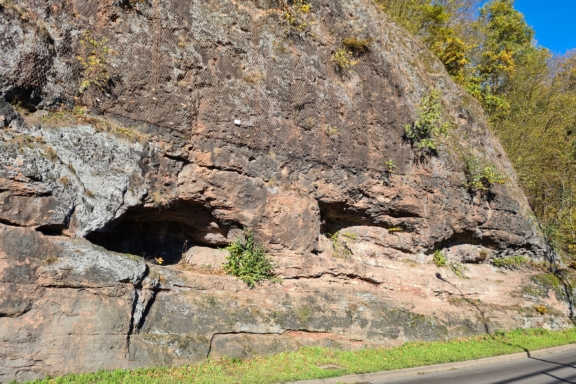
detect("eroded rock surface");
top-left (0, 0), bottom-right (574, 382)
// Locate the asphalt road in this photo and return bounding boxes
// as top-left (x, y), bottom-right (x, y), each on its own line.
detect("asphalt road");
top-left (378, 349), bottom-right (576, 384)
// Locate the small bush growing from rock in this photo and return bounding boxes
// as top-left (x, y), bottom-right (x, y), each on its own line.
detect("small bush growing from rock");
top-left (10, 134), bottom-right (35, 151)
top-left (385, 159), bottom-right (395, 174)
top-left (332, 48), bottom-right (358, 71)
top-left (450, 262), bottom-right (468, 278)
top-left (273, 41), bottom-right (288, 54)
top-left (342, 37), bottom-right (373, 55)
top-left (151, 191), bottom-right (169, 207)
top-left (44, 146), bottom-right (58, 161)
top-left (332, 37), bottom-right (372, 72)
top-left (433, 250), bottom-right (446, 267)
top-left (242, 71), bottom-right (265, 84)
top-left (44, 255), bottom-right (59, 265)
top-left (490, 255), bottom-right (529, 269)
top-left (465, 155), bottom-right (507, 192)
top-left (405, 89), bottom-right (452, 152)
top-left (224, 229), bottom-right (278, 288)
top-left (328, 232), bottom-right (353, 260)
top-left (533, 305), bottom-right (548, 315)
top-left (77, 31), bottom-right (111, 92)
top-left (59, 176), bottom-right (70, 186)
top-left (282, 0), bottom-right (311, 29)
top-left (326, 124), bottom-right (340, 136)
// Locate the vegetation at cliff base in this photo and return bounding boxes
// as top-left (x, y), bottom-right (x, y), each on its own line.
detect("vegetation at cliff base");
top-left (433, 249), bottom-right (447, 266)
top-left (491, 255), bottom-right (530, 269)
top-left (24, 327), bottom-right (576, 384)
top-left (377, 0), bottom-right (576, 265)
top-left (223, 229), bottom-right (278, 288)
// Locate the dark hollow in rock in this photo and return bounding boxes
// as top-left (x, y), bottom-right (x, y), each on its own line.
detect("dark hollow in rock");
top-left (319, 201), bottom-right (378, 234)
top-left (36, 224), bottom-right (68, 237)
top-left (86, 202), bottom-right (233, 265)
top-left (4, 85), bottom-right (42, 113)
top-left (433, 230), bottom-right (500, 253)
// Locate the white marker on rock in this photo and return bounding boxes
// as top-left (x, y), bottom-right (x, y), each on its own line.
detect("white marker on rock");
top-left (234, 119), bottom-right (241, 126)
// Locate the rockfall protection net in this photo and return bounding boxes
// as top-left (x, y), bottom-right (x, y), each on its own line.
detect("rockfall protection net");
top-left (3, 0), bottom-right (399, 170)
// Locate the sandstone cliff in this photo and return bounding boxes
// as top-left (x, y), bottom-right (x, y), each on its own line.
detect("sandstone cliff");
top-left (0, 0), bottom-right (574, 382)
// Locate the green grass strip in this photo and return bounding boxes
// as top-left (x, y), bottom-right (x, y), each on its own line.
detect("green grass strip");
top-left (26, 327), bottom-right (576, 384)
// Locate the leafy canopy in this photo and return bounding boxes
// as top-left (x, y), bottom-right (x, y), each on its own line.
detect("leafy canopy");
top-left (378, 0), bottom-right (576, 262)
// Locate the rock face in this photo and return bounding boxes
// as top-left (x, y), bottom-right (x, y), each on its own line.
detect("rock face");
top-left (0, 0), bottom-right (574, 382)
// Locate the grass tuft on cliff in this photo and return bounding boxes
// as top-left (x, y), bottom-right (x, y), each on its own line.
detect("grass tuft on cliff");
top-left (24, 327), bottom-right (576, 384)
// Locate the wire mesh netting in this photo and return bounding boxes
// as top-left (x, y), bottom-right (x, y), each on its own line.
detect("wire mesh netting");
top-left (2, 0), bottom-right (410, 171)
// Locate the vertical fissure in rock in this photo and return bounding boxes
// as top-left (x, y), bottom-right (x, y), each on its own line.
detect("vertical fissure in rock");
top-left (127, 286), bottom-right (140, 347)
top-left (127, 265), bottom-right (158, 340)
top-left (135, 289), bottom-right (158, 333)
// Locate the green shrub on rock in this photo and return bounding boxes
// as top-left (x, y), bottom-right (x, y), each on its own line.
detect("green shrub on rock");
top-left (450, 262), bottom-right (468, 279)
top-left (224, 229), bottom-right (278, 288)
top-left (465, 155), bottom-right (507, 192)
top-left (490, 255), bottom-right (529, 269)
top-left (433, 249), bottom-right (447, 267)
top-left (405, 89), bottom-right (452, 152)
top-left (332, 47), bottom-right (358, 71)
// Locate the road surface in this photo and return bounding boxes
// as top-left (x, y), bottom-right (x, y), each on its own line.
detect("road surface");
top-left (379, 349), bottom-right (576, 384)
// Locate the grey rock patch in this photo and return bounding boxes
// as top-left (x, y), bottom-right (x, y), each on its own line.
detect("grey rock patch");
top-left (444, 244), bottom-right (493, 264)
top-left (0, 123), bottom-right (150, 235)
top-left (183, 246), bottom-right (229, 269)
top-left (43, 238), bottom-right (147, 286)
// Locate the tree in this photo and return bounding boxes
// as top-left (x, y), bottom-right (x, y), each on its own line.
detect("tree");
top-left (379, 0), bottom-right (576, 263)
top-left (476, 0), bottom-right (535, 88)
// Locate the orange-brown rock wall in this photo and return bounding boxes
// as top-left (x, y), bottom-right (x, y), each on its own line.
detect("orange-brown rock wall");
top-left (0, 0), bottom-right (574, 382)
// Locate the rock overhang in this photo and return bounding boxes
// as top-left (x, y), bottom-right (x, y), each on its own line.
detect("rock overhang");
top-left (0, 0), bottom-right (572, 381)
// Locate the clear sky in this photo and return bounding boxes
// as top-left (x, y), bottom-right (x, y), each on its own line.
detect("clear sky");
top-left (513, 0), bottom-right (576, 55)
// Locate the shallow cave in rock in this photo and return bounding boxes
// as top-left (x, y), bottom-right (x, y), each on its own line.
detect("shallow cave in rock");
top-left (5, 85), bottom-right (42, 113)
top-left (431, 230), bottom-right (501, 257)
top-left (36, 224), bottom-right (69, 236)
top-left (319, 201), bottom-right (378, 234)
top-left (85, 202), bottom-right (234, 265)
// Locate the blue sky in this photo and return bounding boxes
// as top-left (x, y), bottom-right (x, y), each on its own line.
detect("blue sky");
top-left (514, 0), bottom-right (576, 55)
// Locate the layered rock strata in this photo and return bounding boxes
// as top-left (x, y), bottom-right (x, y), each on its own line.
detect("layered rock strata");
top-left (0, 0), bottom-right (574, 382)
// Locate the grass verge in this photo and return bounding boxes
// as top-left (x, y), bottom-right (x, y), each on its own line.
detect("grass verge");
top-left (26, 327), bottom-right (576, 384)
